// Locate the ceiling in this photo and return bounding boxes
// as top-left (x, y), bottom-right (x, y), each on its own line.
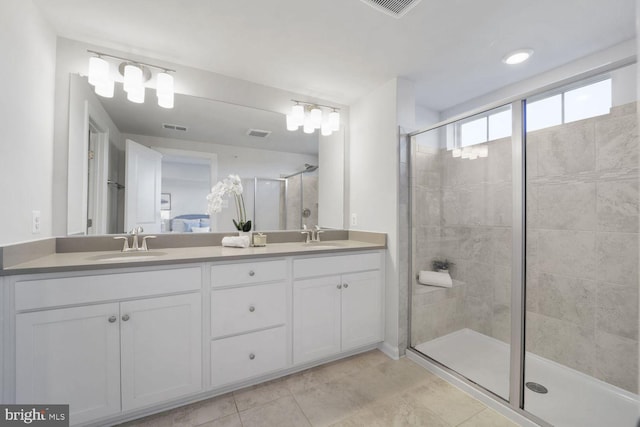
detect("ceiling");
top-left (93, 79), bottom-right (319, 155)
top-left (35, 0), bottom-right (636, 111)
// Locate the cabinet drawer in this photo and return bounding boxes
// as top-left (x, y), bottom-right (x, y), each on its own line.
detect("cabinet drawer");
top-left (211, 259), bottom-right (286, 287)
top-left (211, 282), bottom-right (286, 338)
top-left (211, 327), bottom-right (287, 387)
top-left (15, 267), bottom-right (202, 311)
top-left (293, 252), bottom-right (381, 279)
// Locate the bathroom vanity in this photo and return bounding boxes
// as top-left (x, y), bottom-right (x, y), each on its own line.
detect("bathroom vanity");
top-left (0, 232), bottom-right (385, 426)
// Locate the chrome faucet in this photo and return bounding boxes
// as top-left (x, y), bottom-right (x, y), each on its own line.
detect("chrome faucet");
top-left (313, 225), bottom-right (324, 242)
top-left (301, 224), bottom-right (312, 243)
top-left (113, 226), bottom-right (156, 252)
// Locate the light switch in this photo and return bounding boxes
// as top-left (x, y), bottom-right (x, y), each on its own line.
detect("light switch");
top-left (351, 213), bottom-right (358, 226)
top-left (32, 210), bottom-right (41, 234)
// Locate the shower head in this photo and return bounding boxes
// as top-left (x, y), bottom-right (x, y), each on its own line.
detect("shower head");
top-left (304, 164), bottom-right (318, 172)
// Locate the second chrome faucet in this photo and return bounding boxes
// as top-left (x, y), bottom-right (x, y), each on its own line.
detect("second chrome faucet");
top-left (114, 226), bottom-right (157, 252)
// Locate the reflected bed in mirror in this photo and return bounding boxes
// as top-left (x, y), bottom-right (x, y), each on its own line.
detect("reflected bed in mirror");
top-left (67, 74), bottom-right (343, 235)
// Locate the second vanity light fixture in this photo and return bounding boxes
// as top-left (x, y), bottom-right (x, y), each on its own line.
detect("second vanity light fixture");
top-left (287, 100), bottom-right (340, 136)
top-left (87, 50), bottom-right (176, 109)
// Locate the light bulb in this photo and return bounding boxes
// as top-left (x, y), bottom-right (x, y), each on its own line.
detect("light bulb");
top-left (321, 121), bottom-right (332, 136)
top-left (127, 86), bottom-right (145, 103)
top-left (123, 64), bottom-right (143, 93)
top-left (328, 110), bottom-right (340, 131)
top-left (502, 49), bottom-right (534, 65)
top-left (310, 107), bottom-right (322, 129)
top-left (94, 78), bottom-right (114, 98)
top-left (286, 114), bottom-right (299, 131)
top-left (291, 104), bottom-right (305, 126)
top-left (303, 116), bottom-right (314, 134)
top-left (158, 94), bottom-right (174, 109)
top-left (156, 72), bottom-right (174, 100)
top-left (88, 57), bottom-right (109, 87)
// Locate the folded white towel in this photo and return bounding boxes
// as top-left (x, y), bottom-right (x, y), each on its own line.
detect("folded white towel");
top-left (418, 270), bottom-right (453, 288)
top-left (221, 236), bottom-right (251, 248)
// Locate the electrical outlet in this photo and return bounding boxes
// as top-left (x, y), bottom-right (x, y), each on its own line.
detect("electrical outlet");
top-left (32, 210), bottom-right (41, 234)
top-left (351, 213), bottom-right (358, 226)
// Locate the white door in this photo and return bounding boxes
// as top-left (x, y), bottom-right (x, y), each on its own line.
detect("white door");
top-left (125, 139), bottom-right (162, 233)
top-left (341, 271), bottom-right (383, 350)
top-left (16, 303), bottom-right (121, 425)
top-left (120, 293), bottom-right (202, 411)
top-left (293, 276), bottom-right (342, 364)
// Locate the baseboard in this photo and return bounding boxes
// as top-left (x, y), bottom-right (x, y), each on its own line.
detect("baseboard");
top-left (378, 341), bottom-right (400, 360)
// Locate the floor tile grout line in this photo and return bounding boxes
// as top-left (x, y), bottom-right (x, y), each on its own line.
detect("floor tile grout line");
top-left (290, 393), bottom-right (314, 427)
top-left (454, 406), bottom-right (488, 426)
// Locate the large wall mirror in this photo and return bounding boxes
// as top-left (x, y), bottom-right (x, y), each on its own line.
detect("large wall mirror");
top-left (67, 74), bottom-right (344, 235)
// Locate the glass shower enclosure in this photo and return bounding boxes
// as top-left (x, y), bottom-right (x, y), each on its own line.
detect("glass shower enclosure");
top-left (408, 62), bottom-right (639, 426)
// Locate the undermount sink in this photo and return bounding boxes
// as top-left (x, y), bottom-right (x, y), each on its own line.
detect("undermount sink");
top-left (87, 251), bottom-right (168, 262)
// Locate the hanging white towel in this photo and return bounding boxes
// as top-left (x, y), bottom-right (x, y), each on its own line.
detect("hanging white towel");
top-left (221, 236), bottom-right (251, 248)
top-left (418, 270), bottom-right (453, 288)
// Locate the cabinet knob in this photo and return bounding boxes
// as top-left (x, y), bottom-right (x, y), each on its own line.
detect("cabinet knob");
top-left (122, 314), bottom-right (130, 322)
top-left (249, 353), bottom-right (256, 360)
top-left (343, 283), bottom-right (349, 289)
top-left (337, 284), bottom-right (342, 289)
top-left (249, 270), bottom-right (255, 277)
top-left (108, 315), bottom-right (117, 323)
top-left (249, 305), bottom-right (256, 312)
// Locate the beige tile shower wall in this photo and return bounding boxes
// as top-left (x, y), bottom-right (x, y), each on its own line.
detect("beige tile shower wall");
top-left (411, 137), bottom-right (513, 346)
top-left (526, 102), bottom-right (639, 393)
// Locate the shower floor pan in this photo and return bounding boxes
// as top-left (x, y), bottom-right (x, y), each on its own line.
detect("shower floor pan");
top-left (415, 329), bottom-right (639, 427)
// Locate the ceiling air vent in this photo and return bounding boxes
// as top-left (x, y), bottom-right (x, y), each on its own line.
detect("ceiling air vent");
top-left (246, 129), bottom-right (272, 138)
top-left (360, 0), bottom-right (423, 18)
top-left (163, 123), bottom-right (188, 132)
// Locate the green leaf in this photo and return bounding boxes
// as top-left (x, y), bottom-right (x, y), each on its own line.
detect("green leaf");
top-left (232, 219), bottom-right (240, 230)
top-left (242, 220), bottom-right (252, 232)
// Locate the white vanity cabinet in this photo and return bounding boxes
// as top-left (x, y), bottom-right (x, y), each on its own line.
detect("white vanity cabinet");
top-left (292, 252), bottom-right (384, 364)
top-left (14, 267), bottom-right (202, 425)
top-left (209, 259), bottom-right (289, 387)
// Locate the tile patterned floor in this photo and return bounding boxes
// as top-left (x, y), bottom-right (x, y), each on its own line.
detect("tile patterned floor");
top-left (117, 351), bottom-right (520, 427)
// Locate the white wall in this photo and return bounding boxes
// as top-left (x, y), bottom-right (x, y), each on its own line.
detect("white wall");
top-left (349, 78), bottom-right (415, 357)
top-left (0, 0), bottom-right (56, 245)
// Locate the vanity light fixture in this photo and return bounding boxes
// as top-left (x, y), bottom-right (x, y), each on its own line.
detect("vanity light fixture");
top-left (502, 48), bottom-right (534, 65)
top-left (86, 50), bottom-right (176, 108)
top-left (287, 100), bottom-right (341, 136)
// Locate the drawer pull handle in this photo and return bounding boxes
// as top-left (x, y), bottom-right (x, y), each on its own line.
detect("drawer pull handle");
top-left (337, 284), bottom-right (342, 289)
top-left (249, 305), bottom-right (256, 312)
top-left (249, 270), bottom-right (255, 277)
top-left (343, 283), bottom-right (349, 289)
top-left (122, 314), bottom-right (130, 322)
top-left (108, 315), bottom-right (117, 323)
top-left (249, 353), bottom-right (256, 360)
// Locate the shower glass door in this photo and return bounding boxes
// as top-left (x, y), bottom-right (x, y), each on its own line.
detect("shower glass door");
top-left (410, 104), bottom-right (514, 400)
top-left (523, 64), bottom-right (639, 426)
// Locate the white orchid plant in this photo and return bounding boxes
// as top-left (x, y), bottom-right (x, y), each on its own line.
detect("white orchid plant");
top-left (206, 174), bottom-right (252, 232)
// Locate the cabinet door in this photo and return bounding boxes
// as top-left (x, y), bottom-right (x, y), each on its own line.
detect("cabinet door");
top-left (120, 293), bottom-right (202, 411)
top-left (341, 271), bottom-right (383, 350)
top-left (16, 303), bottom-right (121, 425)
top-left (293, 276), bottom-right (342, 364)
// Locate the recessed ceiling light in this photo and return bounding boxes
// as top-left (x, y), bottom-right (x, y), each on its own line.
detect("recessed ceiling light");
top-left (502, 49), bottom-right (534, 65)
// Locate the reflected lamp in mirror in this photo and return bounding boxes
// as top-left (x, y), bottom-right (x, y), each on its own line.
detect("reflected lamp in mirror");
top-left (286, 100), bottom-right (340, 136)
